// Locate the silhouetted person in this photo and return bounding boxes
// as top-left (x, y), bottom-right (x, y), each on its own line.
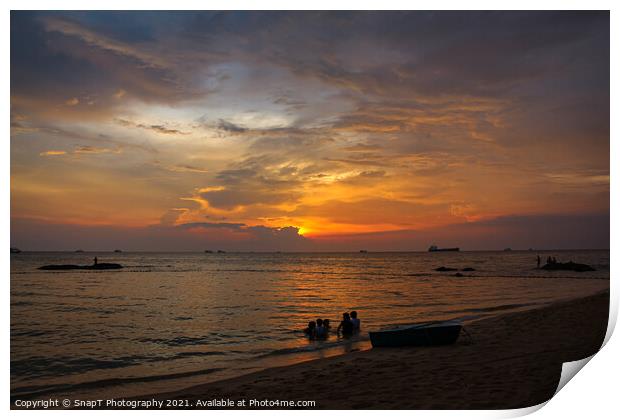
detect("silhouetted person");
top-left (552, 256), bottom-right (557, 264)
top-left (337, 312), bottom-right (353, 336)
top-left (323, 319), bottom-right (331, 330)
top-left (537, 255), bottom-right (541, 268)
top-left (304, 321), bottom-right (316, 339)
top-left (94, 257), bottom-right (98, 266)
top-left (315, 318), bottom-right (327, 339)
top-left (350, 311), bottom-right (361, 331)
top-left (547, 256), bottom-right (552, 264)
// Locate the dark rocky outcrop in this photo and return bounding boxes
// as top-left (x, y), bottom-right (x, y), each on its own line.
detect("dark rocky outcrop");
top-left (461, 267), bottom-right (476, 272)
top-left (435, 266), bottom-right (458, 272)
top-left (38, 263), bottom-right (123, 271)
top-left (541, 261), bottom-right (595, 272)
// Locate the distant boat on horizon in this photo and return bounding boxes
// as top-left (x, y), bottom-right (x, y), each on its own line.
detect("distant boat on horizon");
top-left (359, 249), bottom-right (368, 253)
top-left (75, 249), bottom-right (84, 253)
top-left (114, 249), bottom-right (122, 253)
top-left (217, 250), bottom-right (226, 253)
top-left (428, 245), bottom-right (460, 252)
top-left (204, 250), bottom-right (213, 253)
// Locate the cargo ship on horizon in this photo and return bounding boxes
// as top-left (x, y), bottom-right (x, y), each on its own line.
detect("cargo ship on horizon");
top-left (428, 245), bottom-right (460, 252)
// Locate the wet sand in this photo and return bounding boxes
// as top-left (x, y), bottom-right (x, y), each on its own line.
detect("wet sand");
top-left (141, 290), bottom-right (609, 409)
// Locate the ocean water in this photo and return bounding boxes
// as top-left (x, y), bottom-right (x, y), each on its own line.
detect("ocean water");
top-left (11, 250), bottom-right (609, 400)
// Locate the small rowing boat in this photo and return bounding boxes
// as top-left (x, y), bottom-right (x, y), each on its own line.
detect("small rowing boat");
top-left (369, 322), bottom-right (462, 347)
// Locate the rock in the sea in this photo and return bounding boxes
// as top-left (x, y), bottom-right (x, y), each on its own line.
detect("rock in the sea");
top-left (91, 263), bottom-right (123, 270)
top-left (454, 272), bottom-right (464, 277)
top-left (435, 266), bottom-right (458, 272)
top-left (541, 261), bottom-right (595, 272)
top-left (461, 267), bottom-right (476, 271)
top-left (38, 263), bottom-right (123, 271)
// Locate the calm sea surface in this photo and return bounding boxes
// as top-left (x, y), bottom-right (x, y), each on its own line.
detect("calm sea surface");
top-left (11, 250), bottom-right (609, 400)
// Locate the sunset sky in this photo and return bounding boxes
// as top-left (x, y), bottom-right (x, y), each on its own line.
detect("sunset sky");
top-left (10, 11), bottom-right (609, 251)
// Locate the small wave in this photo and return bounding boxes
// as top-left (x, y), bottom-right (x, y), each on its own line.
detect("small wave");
top-left (138, 336), bottom-right (219, 346)
top-left (216, 268), bottom-right (288, 273)
top-left (11, 301), bottom-right (33, 307)
top-left (12, 291), bottom-right (37, 297)
top-left (391, 302), bottom-right (444, 308)
top-left (251, 335), bottom-right (369, 359)
top-left (176, 351), bottom-right (227, 357)
top-left (11, 356), bottom-right (139, 379)
top-left (138, 331), bottom-right (253, 347)
top-left (12, 349), bottom-right (235, 383)
top-left (11, 330), bottom-right (46, 338)
top-left (11, 367), bottom-right (225, 402)
top-left (440, 302), bottom-right (535, 315)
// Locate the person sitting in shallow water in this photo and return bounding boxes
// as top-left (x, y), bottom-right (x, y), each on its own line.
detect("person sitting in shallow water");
top-left (350, 311), bottom-right (361, 331)
top-left (315, 318), bottom-right (327, 339)
top-left (304, 321), bottom-right (316, 339)
top-left (323, 318), bottom-right (331, 331)
top-left (337, 312), bottom-right (354, 336)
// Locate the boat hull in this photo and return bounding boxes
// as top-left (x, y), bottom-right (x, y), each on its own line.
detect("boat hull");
top-left (369, 323), bottom-right (462, 347)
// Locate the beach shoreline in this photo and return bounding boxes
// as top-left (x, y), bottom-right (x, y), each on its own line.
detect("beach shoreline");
top-left (134, 289), bottom-right (609, 409)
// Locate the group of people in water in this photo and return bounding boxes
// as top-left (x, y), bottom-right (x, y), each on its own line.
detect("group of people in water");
top-left (536, 255), bottom-right (558, 268)
top-left (304, 311), bottom-right (361, 339)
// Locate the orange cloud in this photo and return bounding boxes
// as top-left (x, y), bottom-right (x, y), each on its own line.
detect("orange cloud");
top-left (39, 150), bottom-right (67, 156)
top-left (64, 97), bottom-right (79, 106)
top-left (113, 89), bottom-right (126, 99)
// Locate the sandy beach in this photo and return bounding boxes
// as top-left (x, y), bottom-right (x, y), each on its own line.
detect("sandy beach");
top-left (136, 289), bottom-right (609, 409)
